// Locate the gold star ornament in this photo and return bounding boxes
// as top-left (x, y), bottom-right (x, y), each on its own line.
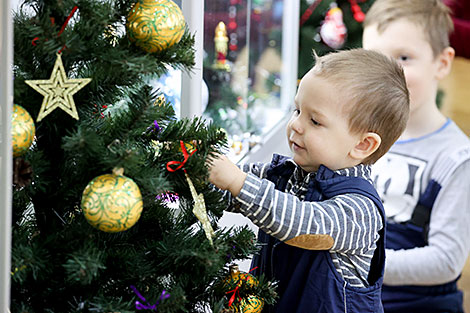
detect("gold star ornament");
top-left (25, 53), bottom-right (91, 122)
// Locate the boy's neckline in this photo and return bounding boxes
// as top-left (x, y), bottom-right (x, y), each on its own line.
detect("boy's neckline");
top-left (289, 159), bottom-right (371, 180)
top-left (396, 118), bottom-right (451, 144)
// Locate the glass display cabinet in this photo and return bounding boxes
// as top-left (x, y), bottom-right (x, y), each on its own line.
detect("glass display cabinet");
top-left (201, 0), bottom-right (299, 162)
top-left (180, 0), bottom-right (299, 163)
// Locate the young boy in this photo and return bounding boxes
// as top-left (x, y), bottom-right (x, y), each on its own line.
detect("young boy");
top-left (209, 49), bottom-right (409, 313)
top-left (362, 1), bottom-right (470, 312)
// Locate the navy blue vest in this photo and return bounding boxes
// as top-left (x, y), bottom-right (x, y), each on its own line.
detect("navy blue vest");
top-left (251, 155), bottom-right (386, 313)
top-left (382, 221), bottom-right (463, 312)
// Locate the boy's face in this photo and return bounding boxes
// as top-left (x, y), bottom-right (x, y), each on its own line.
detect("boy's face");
top-left (286, 70), bottom-right (362, 172)
top-left (362, 18), bottom-right (442, 115)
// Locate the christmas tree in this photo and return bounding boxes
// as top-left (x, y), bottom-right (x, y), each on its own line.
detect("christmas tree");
top-left (298, 0), bottom-right (375, 78)
top-left (10, 0), bottom-right (276, 311)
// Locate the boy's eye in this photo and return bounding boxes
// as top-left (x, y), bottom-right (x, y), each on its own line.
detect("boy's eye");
top-left (398, 55), bottom-right (409, 62)
top-left (311, 118), bottom-right (320, 126)
top-left (293, 108), bottom-right (300, 115)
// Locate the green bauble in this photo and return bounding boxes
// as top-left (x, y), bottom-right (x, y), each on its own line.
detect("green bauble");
top-left (126, 0), bottom-right (186, 53)
top-left (11, 104), bottom-right (35, 157)
top-left (81, 172), bottom-right (143, 232)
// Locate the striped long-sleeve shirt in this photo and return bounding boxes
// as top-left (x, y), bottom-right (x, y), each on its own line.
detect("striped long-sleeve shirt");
top-left (228, 160), bottom-right (383, 288)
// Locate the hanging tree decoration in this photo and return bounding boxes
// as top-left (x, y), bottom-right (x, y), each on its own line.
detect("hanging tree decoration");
top-left (166, 140), bottom-right (215, 246)
top-left (320, 2), bottom-right (347, 49)
top-left (223, 264), bottom-right (265, 313)
top-left (25, 53), bottom-right (91, 121)
top-left (11, 104), bottom-right (36, 157)
top-left (185, 171), bottom-right (215, 246)
top-left (26, 6), bottom-right (91, 122)
top-left (126, 0), bottom-right (186, 53)
top-left (348, 0), bottom-right (365, 23)
top-left (81, 167), bottom-right (143, 233)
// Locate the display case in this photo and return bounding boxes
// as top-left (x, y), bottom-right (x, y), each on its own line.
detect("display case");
top-left (179, 0), bottom-right (298, 163)
top-left (200, 0), bottom-right (298, 162)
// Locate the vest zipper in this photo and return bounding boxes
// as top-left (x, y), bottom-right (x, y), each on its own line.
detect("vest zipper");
top-left (271, 241), bottom-right (282, 278)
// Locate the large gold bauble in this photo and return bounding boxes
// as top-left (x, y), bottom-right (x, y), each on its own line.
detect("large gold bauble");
top-left (11, 104), bottom-right (36, 157)
top-left (126, 0), bottom-right (186, 53)
top-left (81, 173), bottom-right (143, 232)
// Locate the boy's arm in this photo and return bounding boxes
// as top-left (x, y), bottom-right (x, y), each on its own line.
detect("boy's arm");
top-left (209, 155), bottom-right (270, 213)
top-left (208, 155), bottom-right (382, 254)
top-left (384, 160), bottom-right (470, 285)
top-left (208, 155), bottom-right (269, 213)
top-left (208, 154), bottom-right (247, 196)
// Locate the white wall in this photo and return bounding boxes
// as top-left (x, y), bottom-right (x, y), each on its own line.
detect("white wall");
top-left (11, 0), bottom-right (19, 9)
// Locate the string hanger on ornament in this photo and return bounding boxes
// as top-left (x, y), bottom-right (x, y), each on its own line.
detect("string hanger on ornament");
top-left (26, 5), bottom-right (92, 122)
top-left (32, 5), bottom-right (79, 54)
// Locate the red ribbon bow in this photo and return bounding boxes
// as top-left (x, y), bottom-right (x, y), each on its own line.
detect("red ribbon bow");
top-left (166, 140), bottom-right (197, 172)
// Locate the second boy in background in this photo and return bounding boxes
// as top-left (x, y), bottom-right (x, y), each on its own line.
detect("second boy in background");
top-left (363, 0), bottom-right (470, 312)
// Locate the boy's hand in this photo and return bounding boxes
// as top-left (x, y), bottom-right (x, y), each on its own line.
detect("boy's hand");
top-left (207, 154), bottom-right (247, 197)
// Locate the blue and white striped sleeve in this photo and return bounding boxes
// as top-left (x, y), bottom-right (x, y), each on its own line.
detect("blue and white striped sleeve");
top-left (225, 162), bottom-right (271, 213)
top-left (233, 173), bottom-right (382, 254)
top-left (239, 162), bottom-right (271, 179)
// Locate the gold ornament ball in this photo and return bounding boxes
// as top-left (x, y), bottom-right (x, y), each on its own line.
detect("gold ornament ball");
top-left (224, 265), bottom-right (259, 289)
top-left (127, 0), bottom-right (186, 53)
top-left (179, 141), bottom-right (197, 154)
top-left (239, 295), bottom-right (264, 313)
top-left (81, 173), bottom-right (143, 232)
top-left (11, 104), bottom-right (35, 157)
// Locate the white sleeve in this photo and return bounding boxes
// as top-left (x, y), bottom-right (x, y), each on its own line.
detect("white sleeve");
top-left (384, 159), bottom-right (470, 285)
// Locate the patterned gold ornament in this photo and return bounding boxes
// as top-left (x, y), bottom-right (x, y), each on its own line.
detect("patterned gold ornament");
top-left (127, 0), bottom-right (186, 53)
top-left (223, 265), bottom-right (264, 313)
top-left (25, 53), bottom-right (91, 122)
top-left (180, 141), bottom-right (197, 154)
top-left (225, 265), bottom-right (259, 289)
top-left (153, 94), bottom-right (166, 106)
top-left (239, 295), bottom-right (264, 313)
top-left (11, 104), bottom-right (36, 157)
top-left (81, 168), bottom-right (143, 232)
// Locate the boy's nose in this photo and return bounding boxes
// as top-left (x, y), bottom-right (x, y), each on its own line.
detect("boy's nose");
top-left (290, 117), bottom-right (303, 134)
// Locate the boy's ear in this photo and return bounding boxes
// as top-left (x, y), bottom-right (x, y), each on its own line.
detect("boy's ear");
top-left (349, 132), bottom-right (382, 161)
top-left (435, 47), bottom-right (455, 80)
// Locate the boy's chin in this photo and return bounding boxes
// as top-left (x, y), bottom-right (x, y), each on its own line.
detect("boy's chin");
top-left (292, 156), bottom-right (319, 172)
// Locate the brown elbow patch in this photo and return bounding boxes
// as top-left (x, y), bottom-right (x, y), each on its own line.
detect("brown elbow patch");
top-left (285, 234), bottom-right (334, 250)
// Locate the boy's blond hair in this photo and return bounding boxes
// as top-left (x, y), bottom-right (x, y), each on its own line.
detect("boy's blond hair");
top-left (363, 0), bottom-right (454, 57)
top-left (313, 49), bottom-right (409, 164)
